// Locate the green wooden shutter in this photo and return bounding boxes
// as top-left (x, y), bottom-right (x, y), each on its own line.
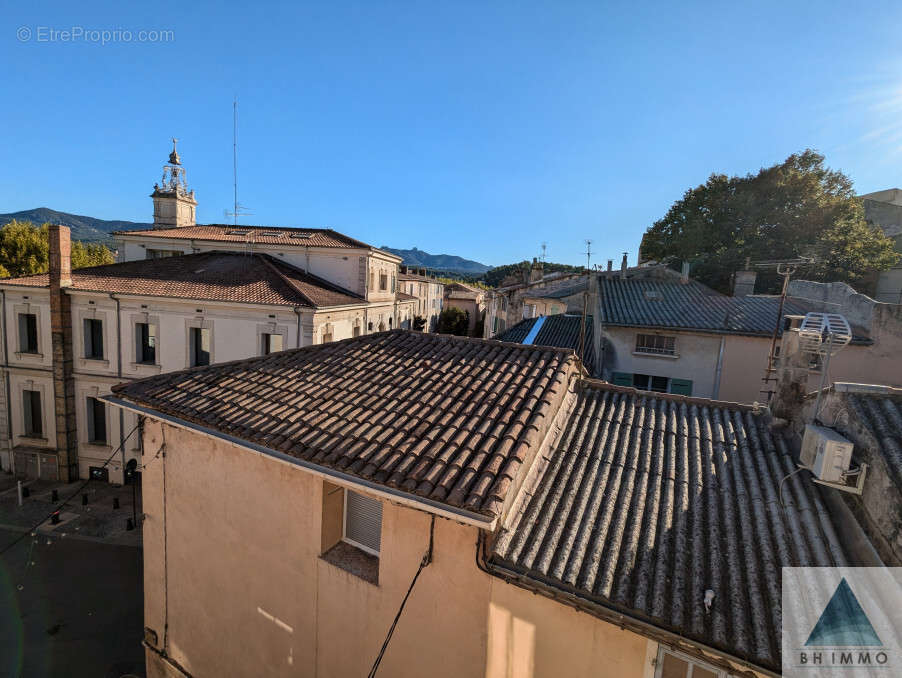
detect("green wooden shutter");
top-left (670, 379), bottom-right (693, 396)
top-left (612, 372), bottom-right (633, 387)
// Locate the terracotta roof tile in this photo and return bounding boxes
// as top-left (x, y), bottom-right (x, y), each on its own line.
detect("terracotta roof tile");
top-left (112, 331), bottom-right (578, 519)
top-left (0, 252), bottom-right (363, 308)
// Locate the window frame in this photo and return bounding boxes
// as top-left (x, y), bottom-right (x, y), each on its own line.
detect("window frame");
top-left (22, 389), bottom-right (42, 437)
top-left (18, 313), bottom-right (39, 354)
top-left (189, 326), bottom-right (211, 367)
top-left (654, 647), bottom-right (732, 678)
top-left (83, 318), bottom-right (105, 360)
top-left (86, 396), bottom-right (107, 445)
top-left (135, 321), bottom-right (157, 365)
top-left (635, 333), bottom-right (677, 356)
top-left (261, 332), bottom-right (283, 355)
top-left (342, 490), bottom-right (382, 557)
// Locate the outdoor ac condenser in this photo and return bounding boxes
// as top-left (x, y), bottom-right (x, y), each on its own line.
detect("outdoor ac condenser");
top-left (800, 424), bottom-right (854, 484)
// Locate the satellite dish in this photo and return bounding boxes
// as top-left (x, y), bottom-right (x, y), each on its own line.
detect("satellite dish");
top-left (798, 313), bottom-right (852, 356)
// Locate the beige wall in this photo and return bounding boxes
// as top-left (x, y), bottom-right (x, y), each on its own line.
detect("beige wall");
top-left (139, 418), bottom-right (660, 678)
top-left (718, 335), bottom-right (772, 403)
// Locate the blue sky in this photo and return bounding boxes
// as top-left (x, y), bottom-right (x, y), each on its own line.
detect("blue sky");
top-left (3, 1), bottom-right (902, 267)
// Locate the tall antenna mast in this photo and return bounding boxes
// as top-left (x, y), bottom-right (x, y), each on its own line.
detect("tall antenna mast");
top-left (224, 96), bottom-right (252, 225)
top-left (540, 242), bottom-right (547, 263)
top-left (584, 239), bottom-right (592, 271)
top-left (233, 97), bottom-right (238, 226)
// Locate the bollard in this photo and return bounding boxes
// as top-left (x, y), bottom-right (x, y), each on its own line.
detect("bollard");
top-left (17, 480), bottom-right (23, 507)
top-left (51, 489), bottom-right (58, 502)
top-left (113, 497), bottom-right (120, 510)
top-left (126, 518), bottom-right (134, 531)
top-left (51, 512), bottom-right (60, 525)
top-left (82, 493), bottom-right (88, 506)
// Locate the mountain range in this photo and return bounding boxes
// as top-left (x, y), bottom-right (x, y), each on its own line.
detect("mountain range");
top-left (0, 208), bottom-right (491, 274)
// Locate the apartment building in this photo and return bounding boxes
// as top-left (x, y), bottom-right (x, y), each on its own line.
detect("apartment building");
top-left (398, 267), bottom-right (444, 331)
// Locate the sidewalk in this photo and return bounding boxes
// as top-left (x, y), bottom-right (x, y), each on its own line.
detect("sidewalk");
top-left (0, 473), bottom-right (142, 547)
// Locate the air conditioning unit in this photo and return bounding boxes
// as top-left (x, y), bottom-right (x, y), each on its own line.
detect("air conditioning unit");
top-left (800, 424), bottom-right (854, 483)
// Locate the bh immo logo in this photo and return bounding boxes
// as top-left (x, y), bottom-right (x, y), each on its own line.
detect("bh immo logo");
top-left (783, 568), bottom-right (901, 677)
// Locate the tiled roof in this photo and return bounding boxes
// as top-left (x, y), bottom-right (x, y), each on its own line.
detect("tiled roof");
top-left (845, 390), bottom-right (902, 489)
top-left (111, 331), bottom-right (578, 519)
top-left (490, 381), bottom-right (854, 673)
top-left (399, 272), bottom-right (442, 283)
top-left (396, 291), bottom-right (418, 302)
top-left (601, 277), bottom-right (817, 337)
top-left (113, 224), bottom-right (382, 251)
top-left (524, 281), bottom-right (587, 300)
top-left (497, 314), bottom-right (594, 374)
top-left (0, 252), bottom-right (364, 308)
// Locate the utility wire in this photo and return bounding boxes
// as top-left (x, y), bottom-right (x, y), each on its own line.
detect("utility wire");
top-left (0, 422), bottom-right (141, 557)
top-left (367, 515), bottom-right (435, 678)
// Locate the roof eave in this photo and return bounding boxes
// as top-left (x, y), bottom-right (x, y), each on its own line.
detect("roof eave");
top-left (103, 394), bottom-right (498, 531)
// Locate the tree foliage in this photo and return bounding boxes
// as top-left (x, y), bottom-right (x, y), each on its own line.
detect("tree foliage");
top-left (412, 315), bottom-right (427, 331)
top-left (0, 220), bottom-right (114, 278)
top-left (639, 150), bottom-right (899, 293)
top-left (437, 307), bottom-right (469, 336)
top-left (481, 261), bottom-right (583, 288)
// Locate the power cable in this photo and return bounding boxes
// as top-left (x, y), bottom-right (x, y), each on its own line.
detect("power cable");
top-left (367, 515), bottom-right (434, 678)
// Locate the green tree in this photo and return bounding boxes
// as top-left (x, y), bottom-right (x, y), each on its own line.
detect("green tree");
top-left (412, 315), bottom-right (427, 331)
top-left (640, 150), bottom-right (899, 293)
top-left (437, 307), bottom-right (469, 336)
top-left (0, 221), bottom-right (115, 278)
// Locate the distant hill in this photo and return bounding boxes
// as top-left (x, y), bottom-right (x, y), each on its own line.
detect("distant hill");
top-left (380, 246), bottom-right (490, 275)
top-left (0, 208), bottom-right (148, 242)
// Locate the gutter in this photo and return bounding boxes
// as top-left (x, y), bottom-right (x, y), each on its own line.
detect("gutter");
top-left (712, 335), bottom-right (725, 399)
top-left (475, 534), bottom-right (773, 678)
top-left (101, 395), bottom-right (497, 531)
top-left (111, 294), bottom-right (126, 473)
top-left (293, 307), bottom-right (302, 347)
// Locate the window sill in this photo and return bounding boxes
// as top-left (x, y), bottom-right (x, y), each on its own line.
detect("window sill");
top-left (18, 434), bottom-right (47, 442)
top-left (632, 351), bottom-right (680, 360)
top-left (130, 362), bottom-right (162, 373)
top-left (14, 351), bottom-right (44, 359)
top-left (321, 541), bottom-right (379, 585)
top-left (79, 357), bottom-right (110, 367)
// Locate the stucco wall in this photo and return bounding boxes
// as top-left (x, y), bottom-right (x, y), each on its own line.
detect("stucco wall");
top-left (602, 327), bottom-right (721, 398)
top-left (139, 419), bottom-right (659, 678)
top-left (718, 335), bottom-right (772, 403)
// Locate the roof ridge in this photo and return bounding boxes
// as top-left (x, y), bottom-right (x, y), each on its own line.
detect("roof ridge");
top-left (254, 253), bottom-right (317, 306)
top-left (580, 377), bottom-right (768, 412)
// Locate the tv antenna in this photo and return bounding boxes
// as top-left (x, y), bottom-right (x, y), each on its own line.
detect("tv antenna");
top-left (224, 96), bottom-right (253, 226)
top-left (799, 312), bottom-right (852, 421)
top-left (584, 240), bottom-right (593, 271)
top-left (753, 256), bottom-right (814, 400)
top-left (540, 242), bottom-right (547, 263)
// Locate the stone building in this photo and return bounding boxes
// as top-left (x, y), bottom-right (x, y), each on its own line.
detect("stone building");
top-left (398, 267), bottom-right (444, 331)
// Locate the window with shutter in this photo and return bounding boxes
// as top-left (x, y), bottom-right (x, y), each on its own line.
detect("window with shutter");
top-left (343, 490), bottom-right (382, 556)
top-left (670, 378), bottom-right (693, 396)
top-left (612, 372), bottom-right (633, 386)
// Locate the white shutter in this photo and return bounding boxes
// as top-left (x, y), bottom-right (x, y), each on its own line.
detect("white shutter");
top-left (344, 490), bottom-right (382, 555)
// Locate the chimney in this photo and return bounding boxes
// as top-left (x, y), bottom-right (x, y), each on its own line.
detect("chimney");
top-left (49, 223), bottom-right (72, 288)
top-left (681, 261), bottom-right (690, 284)
top-left (620, 252), bottom-right (628, 280)
top-left (48, 224), bottom-right (78, 482)
top-left (607, 259), bottom-right (613, 273)
top-left (732, 269), bottom-right (758, 296)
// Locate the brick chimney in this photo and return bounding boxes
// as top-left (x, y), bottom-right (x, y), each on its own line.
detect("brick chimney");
top-left (48, 224), bottom-right (78, 482)
top-left (620, 253), bottom-right (628, 280)
top-left (681, 261), bottom-right (690, 284)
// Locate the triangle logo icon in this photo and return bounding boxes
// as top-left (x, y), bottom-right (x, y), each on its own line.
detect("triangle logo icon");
top-left (805, 578), bottom-right (882, 647)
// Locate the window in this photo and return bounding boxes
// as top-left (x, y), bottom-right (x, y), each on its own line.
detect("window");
top-left (613, 372), bottom-right (693, 396)
top-left (353, 324), bottom-right (361, 338)
top-left (86, 397), bottom-right (107, 444)
top-left (343, 490), bottom-right (382, 556)
top-left (84, 318), bottom-right (104, 359)
top-left (636, 333), bottom-right (676, 356)
top-left (146, 249), bottom-right (181, 259)
top-left (189, 327), bottom-right (211, 366)
top-left (391, 273), bottom-right (396, 293)
top-left (655, 648), bottom-right (727, 678)
top-left (23, 390), bottom-right (42, 437)
top-left (379, 273), bottom-right (388, 291)
top-left (321, 332), bottom-right (333, 344)
top-left (136, 323), bottom-right (156, 364)
top-left (18, 313), bottom-right (38, 353)
top-left (261, 333), bottom-right (283, 355)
